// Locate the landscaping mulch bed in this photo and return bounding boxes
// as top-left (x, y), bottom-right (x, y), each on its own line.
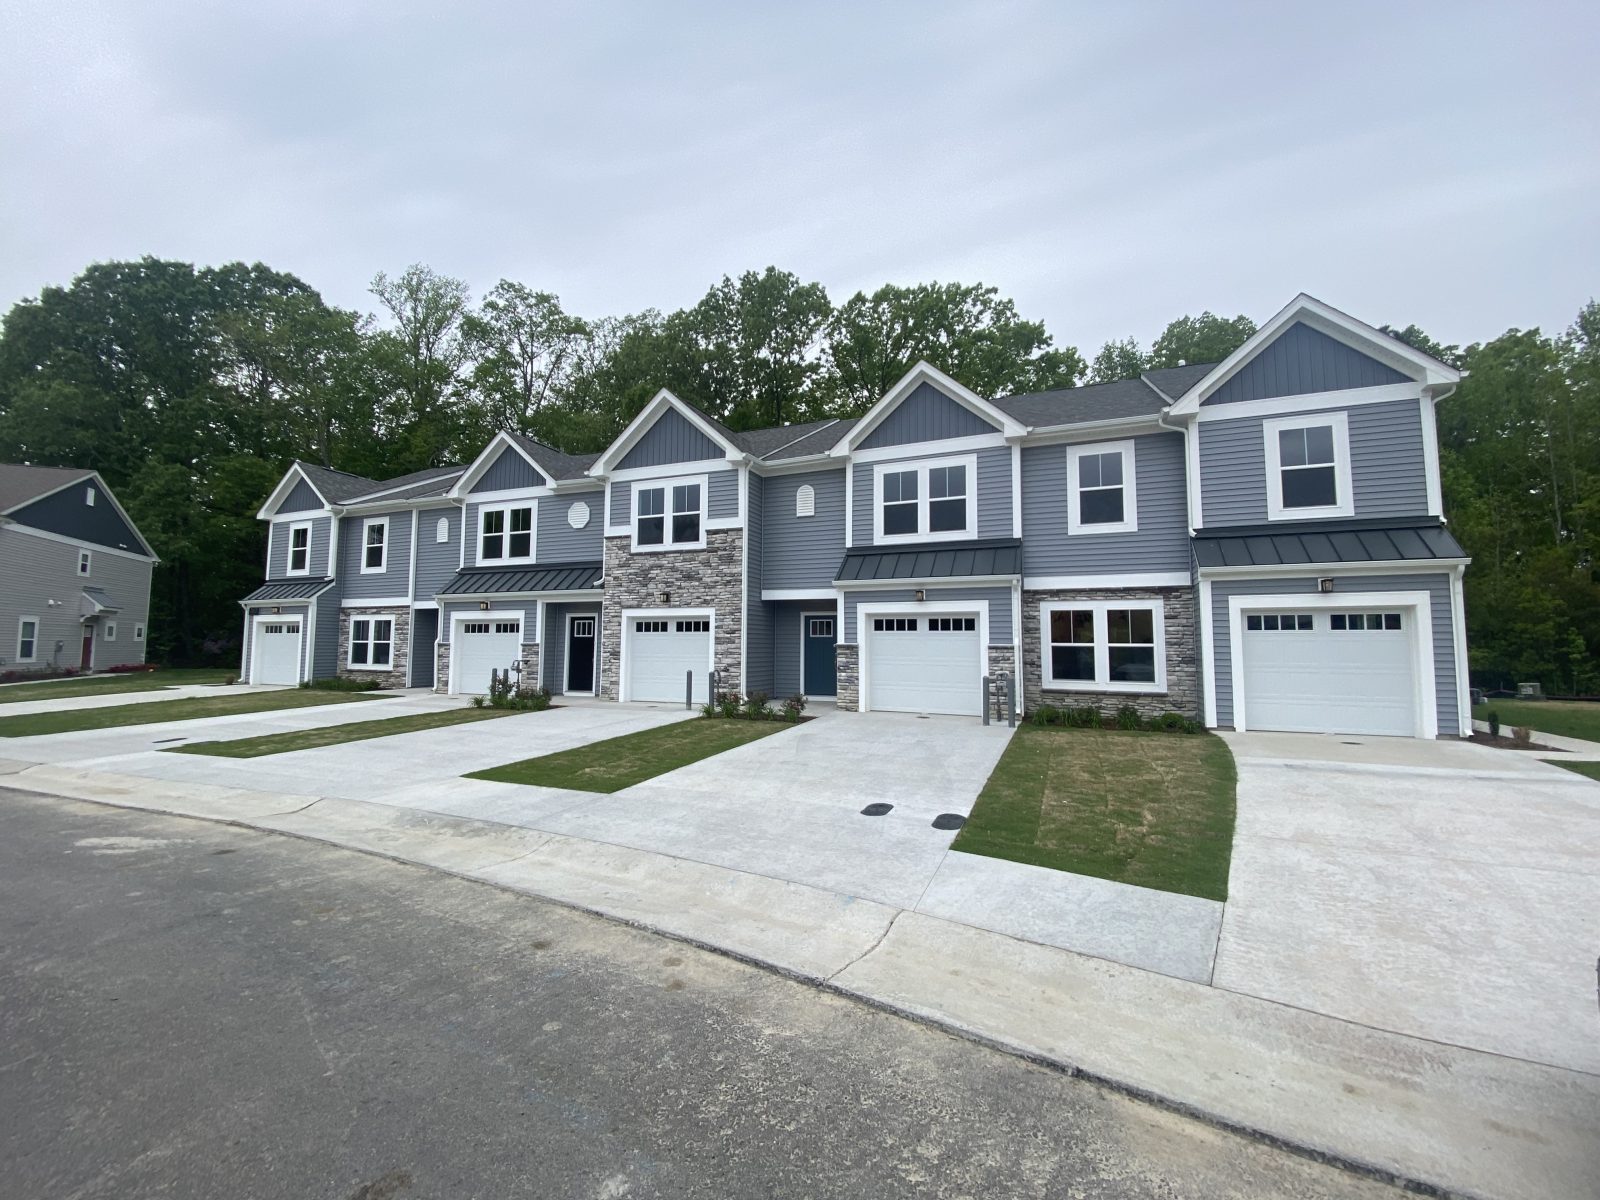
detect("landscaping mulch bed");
top-left (1467, 732), bottom-right (1561, 752)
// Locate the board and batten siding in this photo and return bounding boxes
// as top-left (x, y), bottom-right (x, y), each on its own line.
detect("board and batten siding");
top-left (279, 477), bottom-right (324, 513)
top-left (744, 470), bottom-right (773, 695)
top-left (1208, 572), bottom-right (1460, 735)
top-left (470, 446), bottom-right (545, 493)
top-left (538, 491), bottom-right (604, 563)
top-left (1021, 431), bottom-right (1189, 576)
top-left (267, 515), bottom-right (332, 579)
top-left (761, 469), bottom-right (846, 589)
top-left (338, 510), bottom-right (413, 597)
top-left (1204, 322), bottom-right (1410, 405)
top-left (1199, 400), bottom-right (1430, 527)
top-left (606, 469), bottom-right (740, 532)
top-left (850, 445), bottom-right (1011, 548)
top-left (618, 408), bottom-right (724, 470)
top-left (859, 381), bottom-right (997, 448)
top-left (413, 507), bottom-right (461, 598)
top-left (840, 585), bottom-right (1013, 644)
top-left (10, 481), bottom-right (152, 556)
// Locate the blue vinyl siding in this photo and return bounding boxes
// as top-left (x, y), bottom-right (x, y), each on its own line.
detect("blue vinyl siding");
top-left (744, 470), bottom-right (772, 695)
top-left (1205, 322), bottom-right (1410, 405)
top-left (1199, 400), bottom-right (1430, 527)
top-left (1021, 432), bottom-right (1189, 576)
top-left (267, 515), bottom-right (332, 579)
top-left (439, 600), bottom-right (537, 645)
top-left (607, 469), bottom-right (739, 534)
top-left (312, 595), bottom-right (341, 678)
top-left (619, 407), bottom-right (724, 469)
top-left (338, 511), bottom-right (412, 597)
top-left (850, 445), bottom-right (1011, 548)
top-left (471, 446), bottom-right (545, 492)
top-left (841, 585), bottom-right (1013, 644)
top-left (539, 491), bottom-right (604, 562)
top-left (414, 508), bottom-right (460, 598)
top-left (761, 469), bottom-right (846, 589)
top-left (280, 477), bottom-right (324, 513)
top-left (1208, 572), bottom-right (1460, 735)
top-left (859, 381), bottom-right (997, 448)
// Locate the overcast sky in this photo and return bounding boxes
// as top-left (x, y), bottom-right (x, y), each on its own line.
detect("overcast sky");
top-left (3, 1), bottom-right (1596, 356)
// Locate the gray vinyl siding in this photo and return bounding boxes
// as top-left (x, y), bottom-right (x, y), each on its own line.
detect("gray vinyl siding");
top-left (0, 526), bottom-right (151, 672)
top-left (438, 600), bottom-right (537, 645)
top-left (1208, 572), bottom-right (1460, 735)
top-left (1205, 322), bottom-right (1410, 405)
top-left (414, 508), bottom-right (461, 598)
top-left (619, 408), bottom-right (723, 469)
top-left (9, 482), bottom-right (151, 556)
top-left (859, 381), bottom-right (997, 448)
top-left (338, 511), bottom-right (413, 597)
top-left (744, 471), bottom-right (772, 695)
top-left (850, 445), bottom-right (1011, 548)
top-left (1021, 432), bottom-right (1189, 576)
top-left (771, 599), bottom-right (834, 698)
top-left (312, 595), bottom-right (341, 678)
top-left (280, 478), bottom-right (324, 513)
top-left (761, 468), bottom-right (846, 589)
top-left (410, 608), bottom-right (439, 687)
top-left (841, 585), bottom-right (1013, 644)
top-left (538, 490), bottom-right (604, 562)
top-left (267, 515), bottom-right (332, 579)
top-left (1199, 400), bottom-right (1430, 527)
top-left (541, 602), bottom-right (601, 693)
top-left (471, 446), bottom-right (545, 492)
top-left (606, 469), bottom-right (739, 535)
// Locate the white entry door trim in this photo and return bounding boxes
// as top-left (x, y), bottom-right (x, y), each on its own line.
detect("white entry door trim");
top-left (250, 613), bottom-right (305, 686)
top-left (620, 607), bottom-right (716, 704)
top-left (1227, 590), bottom-right (1436, 738)
top-left (448, 608), bottom-right (527, 695)
top-left (857, 599), bottom-right (989, 716)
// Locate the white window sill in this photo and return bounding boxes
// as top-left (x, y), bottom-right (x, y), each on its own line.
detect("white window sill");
top-left (1065, 521), bottom-right (1138, 537)
top-left (629, 542), bottom-right (708, 554)
top-left (1264, 504), bottom-right (1354, 522)
top-left (871, 530), bottom-right (976, 547)
top-left (1041, 681), bottom-right (1166, 695)
top-left (479, 557), bottom-right (537, 567)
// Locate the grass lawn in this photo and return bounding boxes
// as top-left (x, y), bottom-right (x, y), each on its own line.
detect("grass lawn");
top-left (1473, 699), bottom-right (1600, 743)
top-left (1543, 759), bottom-right (1600, 782)
top-left (468, 717), bottom-right (792, 793)
top-left (0, 689), bottom-right (390, 737)
top-left (0, 668), bottom-right (235, 704)
top-left (951, 726), bottom-right (1238, 901)
top-left (171, 705), bottom-right (514, 757)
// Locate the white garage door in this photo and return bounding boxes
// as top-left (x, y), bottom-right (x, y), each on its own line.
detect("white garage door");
top-left (866, 614), bottom-right (982, 717)
top-left (627, 617), bottom-right (711, 703)
top-left (1241, 608), bottom-right (1416, 736)
top-left (254, 619), bottom-right (302, 685)
top-left (452, 618), bottom-right (523, 695)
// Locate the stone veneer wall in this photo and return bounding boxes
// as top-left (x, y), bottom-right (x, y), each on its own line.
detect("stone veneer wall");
top-left (433, 640), bottom-right (539, 694)
top-left (599, 530), bottom-right (743, 701)
top-left (337, 605), bottom-right (410, 689)
top-left (834, 643), bottom-right (859, 711)
top-left (986, 644), bottom-right (1017, 721)
top-left (1021, 587), bottom-right (1199, 719)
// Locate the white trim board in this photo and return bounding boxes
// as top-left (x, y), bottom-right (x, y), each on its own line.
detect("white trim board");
top-left (0, 521), bottom-right (158, 564)
top-left (761, 587), bottom-right (838, 601)
top-left (1023, 572), bottom-right (1190, 591)
top-left (1192, 381), bottom-right (1422, 422)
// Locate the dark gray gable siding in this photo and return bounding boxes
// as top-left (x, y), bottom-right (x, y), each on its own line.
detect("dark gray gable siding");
top-left (1205, 322), bottom-right (1410, 405)
top-left (414, 507), bottom-right (461, 598)
top-left (859, 381), bottom-right (998, 449)
top-left (607, 469), bottom-right (739, 532)
top-left (279, 477), bottom-right (324, 513)
top-left (840, 584), bottom-right (1013, 644)
top-left (338, 511), bottom-right (413, 596)
top-left (618, 407), bottom-right (724, 469)
top-left (1020, 432), bottom-right (1189, 576)
top-left (744, 473), bottom-right (773, 695)
top-left (1208, 572), bottom-right (1459, 735)
top-left (1199, 400), bottom-right (1429, 527)
top-left (539, 491), bottom-right (604, 562)
top-left (267, 515), bottom-right (332, 579)
top-left (850, 445), bottom-right (1011, 548)
top-left (761, 469), bottom-right (846, 589)
top-left (471, 446), bottom-right (545, 493)
top-left (9, 483), bottom-right (151, 556)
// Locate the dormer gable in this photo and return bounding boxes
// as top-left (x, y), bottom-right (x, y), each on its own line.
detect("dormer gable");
top-left (832, 362), bottom-right (1025, 455)
top-left (589, 390), bottom-right (745, 476)
top-left (452, 432), bottom-right (550, 498)
top-left (257, 462), bottom-right (331, 519)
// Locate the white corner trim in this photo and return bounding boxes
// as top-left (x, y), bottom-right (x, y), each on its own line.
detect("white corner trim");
top-left (1419, 393), bottom-right (1445, 518)
top-left (1262, 410), bottom-right (1354, 522)
top-left (1449, 565), bottom-right (1471, 735)
top-left (855, 598), bottom-right (990, 713)
top-left (843, 463), bottom-right (854, 546)
top-left (1065, 439), bottom-right (1138, 536)
top-left (1182, 413), bottom-right (1203, 534)
top-left (1010, 442), bottom-right (1022, 539)
top-left (1023, 572), bottom-right (1190, 591)
top-left (1198, 577), bottom-right (1217, 727)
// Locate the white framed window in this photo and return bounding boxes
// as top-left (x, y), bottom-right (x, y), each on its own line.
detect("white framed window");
top-left (795, 484), bottom-right (815, 518)
top-left (360, 517), bottom-right (388, 573)
top-left (347, 615), bottom-right (395, 669)
top-left (1066, 440), bottom-right (1138, 535)
top-left (479, 502), bottom-right (536, 564)
top-left (104, 622), bottom-right (118, 642)
top-left (77, 549), bottom-right (92, 577)
top-left (134, 623), bottom-right (146, 642)
top-left (286, 521), bottom-right (312, 576)
top-left (16, 617), bottom-right (39, 663)
top-left (631, 474), bottom-right (706, 552)
top-left (1040, 599), bottom-right (1166, 693)
top-left (435, 516), bottom-right (450, 543)
top-left (1263, 411), bottom-right (1353, 520)
top-left (807, 617), bottom-right (833, 638)
top-left (85, 486), bottom-right (96, 506)
top-left (871, 454), bottom-right (977, 544)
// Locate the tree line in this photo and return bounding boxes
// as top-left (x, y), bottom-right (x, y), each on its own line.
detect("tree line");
top-left (0, 258), bottom-right (1592, 693)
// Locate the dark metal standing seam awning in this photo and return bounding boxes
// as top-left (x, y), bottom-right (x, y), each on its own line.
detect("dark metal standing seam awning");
top-left (241, 578), bottom-right (334, 603)
top-left (1192, 523), bottom-right (1467, 569)
top-left (835, 538), bottom-right (1022, 583)
top-left (436, 562), bottom-right (604, 597)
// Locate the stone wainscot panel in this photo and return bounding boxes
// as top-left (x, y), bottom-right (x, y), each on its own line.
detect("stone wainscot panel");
top-left (1021, 587), bottom-right (1198, 719)
top-left (338, 605), bottom-right (410, 690)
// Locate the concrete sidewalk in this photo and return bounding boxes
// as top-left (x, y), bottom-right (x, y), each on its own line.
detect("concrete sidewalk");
top-left (1, 758), bottom-right (1594, 1200)
top-left (0, 681), bottom-right (260, 717)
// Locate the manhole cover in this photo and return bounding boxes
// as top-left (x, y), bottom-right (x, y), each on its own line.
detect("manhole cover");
top-left (860, 803), bottom-right (893, 817)
top-left (932, 813), bottom-right (966, 831)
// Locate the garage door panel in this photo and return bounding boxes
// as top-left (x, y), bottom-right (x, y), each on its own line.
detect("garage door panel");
top-left (453, 619), bottom-right (522, 695)
top-left (628, 618), bottom-right (711, 703)
top-left (1241, 608), bottom-right (1415, 737)
top-left (255, 620), bottom-right (302, 686)
top-left (866, 615), bottom-right (981, 717)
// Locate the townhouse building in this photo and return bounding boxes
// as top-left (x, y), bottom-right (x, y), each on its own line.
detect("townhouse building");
top-left (242, 294), bottom-right (1470, 739)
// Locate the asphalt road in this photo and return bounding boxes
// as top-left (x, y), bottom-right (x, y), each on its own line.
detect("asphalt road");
top-left (0, 788), bottom-right (1400, 1200)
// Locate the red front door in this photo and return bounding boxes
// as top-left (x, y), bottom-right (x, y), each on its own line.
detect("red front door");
top-left (81, 627), bottom-right (94, 671)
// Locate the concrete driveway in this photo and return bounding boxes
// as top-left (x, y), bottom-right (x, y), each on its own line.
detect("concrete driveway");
top-left (1214, 732), bottom-right (1600, 1074)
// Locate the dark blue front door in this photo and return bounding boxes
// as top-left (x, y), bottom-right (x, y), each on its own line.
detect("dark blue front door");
top-left (803, 613), bottom-right (836, 696)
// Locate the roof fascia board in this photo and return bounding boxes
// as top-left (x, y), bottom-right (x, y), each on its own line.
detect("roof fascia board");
top-left (589, 390), bottom-right (746, 476)
top-left (1, 519), bottom-right (158, 563)
top-left (257, 462), bottom-right (329, 519)
top-left (1020, 416), bottom-right (1168, 446)
top-left (831, 573), bottom-right (1019, 590)
top-left (831, 362), bottom-right (1025, 455)
top-left (346, 471), bottom-right (465, 505)
top-left (434, 587), bottom-right (602, 601)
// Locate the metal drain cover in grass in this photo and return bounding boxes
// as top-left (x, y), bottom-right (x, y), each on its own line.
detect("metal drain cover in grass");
top-left (931, 813), bottom-right (966, 831)
top-left (860, 802), bottom-right (893, 817)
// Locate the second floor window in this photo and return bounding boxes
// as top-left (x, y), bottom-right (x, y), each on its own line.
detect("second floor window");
top-left (874, 455), bottom-right (976, 543)
top-left (1067, 441), bottom-right (1137, 535)
top-left (1264, 412), bottom-right (1353, 520)
top-left (633, 477), bottom-right (704, 550)
top-left (362, 518), bottom-right (387, 572)
top-left (287, 523), bottom-right (311, 575)
top-left (480, 504), bottom-right (534, 562)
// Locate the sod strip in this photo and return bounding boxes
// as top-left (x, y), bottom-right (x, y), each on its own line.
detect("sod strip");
top-left (0, 689), bottom-right (390, 737)
top-left (0, 669), bottom-right (235, 704)
top-left (469, 717), bottom-right (791, 793)
top-left (171, 705), bottom-right (516, 758)
top-left (1542, 759), bottom-right (1600, 782)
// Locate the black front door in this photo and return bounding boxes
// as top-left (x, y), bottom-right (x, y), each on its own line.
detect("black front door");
top-left (803, 613), bottom-right (836, 696)
top-left (567, 616), bottom-right (597, 693)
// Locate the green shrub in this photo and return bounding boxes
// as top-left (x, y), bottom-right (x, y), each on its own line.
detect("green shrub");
top-left (700, 701), bottom-right (718, 718)
top-left (717, 690), bottom-right (743, 719)
top-left (1114, 705), bottom-right (1142, 730)
top-left (782, 694), bottom-right (808, 722)
top-left (470, 695), bottom-right (486, 709)
top-left (1487, 709), bottom-right (1501, 738)
top-left (299, 676), bottom-right (377, 692)
top-left (1031, 702), bottom-right (1061, 727)
top-left (745, 690), bottom-right (772, 719)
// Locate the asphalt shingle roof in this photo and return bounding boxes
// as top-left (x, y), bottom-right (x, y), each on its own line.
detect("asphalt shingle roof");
top-left (0, 463), bottom-right (95, 512)
top-left (992, 363), bottom-right (1217, 428)
top-left (506, 432), bottom-right (601, 481)
top-left (436, 562), bottom-right (604, 597)
top-left (835, 538), bottom-right (1023, 583)
top-left (293, 461), bottom-right (383, 504)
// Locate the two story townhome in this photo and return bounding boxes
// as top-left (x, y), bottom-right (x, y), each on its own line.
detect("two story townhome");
top-left (240, 294), bottom-right (1470, 739)
top-left (0, 463), bottom-right (157, 674)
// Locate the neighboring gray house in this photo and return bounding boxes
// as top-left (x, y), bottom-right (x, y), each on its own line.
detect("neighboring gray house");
top-left (0, 464), bottom-right (157, 674)
top-left (239, 294), bottom-right (1470, 739)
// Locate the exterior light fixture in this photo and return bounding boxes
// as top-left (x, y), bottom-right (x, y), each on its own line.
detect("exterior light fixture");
top-left (478, 600), bottom-right (491, 611)
top-left (1318, 577), bottom-right (1335, 593)
top-left (270, 606), bottom-right (281, 615)
top-left (658, 590), bottom-right (671, 605)
top-left (914, 589), bottom-right (926, 602)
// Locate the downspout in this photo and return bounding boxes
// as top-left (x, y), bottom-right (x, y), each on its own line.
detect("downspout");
top-left (1156, 405), bottom-right (1207, 726)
